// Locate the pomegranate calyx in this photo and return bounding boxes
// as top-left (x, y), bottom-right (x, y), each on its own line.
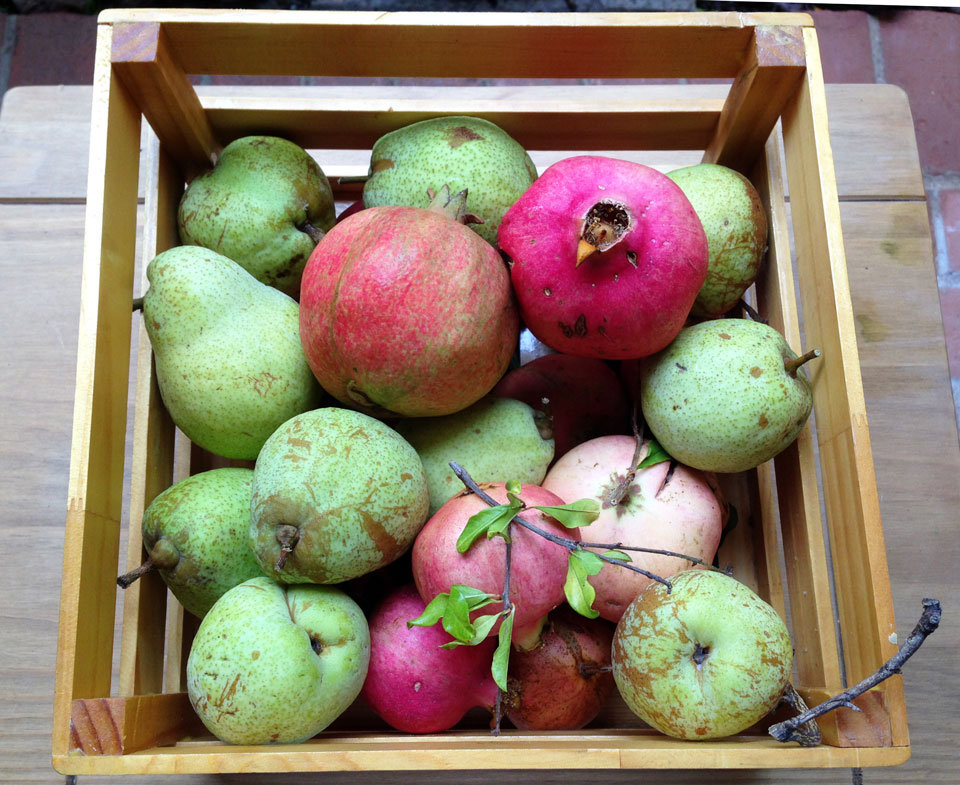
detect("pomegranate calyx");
top-left (425, 184), bottom-right (485, 226)
top-left (577, 200), bottom-right (631, 266)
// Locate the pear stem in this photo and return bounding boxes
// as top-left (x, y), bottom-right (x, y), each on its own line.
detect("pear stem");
top-left (784, 349), bottom-right (822, 376)
top-left (738, 298), bottom-right (768, 325)
top-left (117, 559), bottom-right (154, 589)
top-left (299, 222), bottom-right (325, 245)
top-left (132, 297), bottom-right (144, 313)
top-left (337, 175), bottom-right (370, 185)
top-left (769, 598), bottom-right (941, 746)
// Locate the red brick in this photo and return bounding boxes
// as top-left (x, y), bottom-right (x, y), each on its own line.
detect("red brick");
top-left (8, 12), bottom-right (98, 87)
top-left (811, 10), bottom-right (876, 84)
top-left (880, 10), bottom-right (960, 175)
top-left (940, 287), bottom-right (960, 379)
top-left (941, 190), bottom-right (960, 274)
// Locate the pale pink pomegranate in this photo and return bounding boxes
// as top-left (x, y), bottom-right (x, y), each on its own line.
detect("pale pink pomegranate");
top-left (505, 604), bottom-right (615, 730)
top-left (498, 156), bottom-right (708, 360)
top-left (300, 189), bottom-right (519, 417)
top-left (361, 585), bottom-right (497, 733)
top-left (543, 436), bottom-right (725, 622)
top-left (412, 482), bottom-right (578, 649)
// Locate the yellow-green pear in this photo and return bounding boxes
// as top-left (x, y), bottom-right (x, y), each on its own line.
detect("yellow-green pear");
top-left (142, 246), bottom-right (323, 460)
top-left (179, 135), bottom-right (335, 298)
top-left (395, 396), bottom-right (555, 515)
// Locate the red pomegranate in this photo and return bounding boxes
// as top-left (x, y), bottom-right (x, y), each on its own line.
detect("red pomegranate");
top-left (300, 187), bottom-right (519, 417)
top-left (498, 156), bottom-right (708, 360)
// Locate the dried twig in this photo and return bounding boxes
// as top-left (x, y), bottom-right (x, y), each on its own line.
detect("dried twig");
top-left (769, 598), bottom-right (941, 744)
top-left (606, 405), bottom-right (644, 507)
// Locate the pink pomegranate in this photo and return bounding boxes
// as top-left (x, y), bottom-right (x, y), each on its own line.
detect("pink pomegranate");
top-left (412, 482), bottom-right (578, 649)
top-left (498, 156), bottom-right (708, 360)
top-left (543, 436), bottom-right (725, 622)
top-left (300, 188), bottom-right (519, 417)
top-left (505, 604), bottom-right (615, 730)
top-left (492, 353), bottom-right (631, 462)
top-left (361, 585), bottom-right (497, 733)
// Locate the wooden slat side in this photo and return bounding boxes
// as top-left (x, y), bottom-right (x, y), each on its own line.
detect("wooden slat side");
top-left (53, 22), bottom-right (141, 758)
top-left (95, 13), bottom-right (814, 80)
top-left (781, 28), bottom-right (906, 746)
top-left (753, 130), bottom-right (842, 696)
top-left (202, 101), bottom-right (722, 153)
top-left (117, 132), bottom-right (182, 697)
top-left (703, 26), bottom-right (805, 173)
top-left (111, 21), bottom-right (220, 176)
top-left (796, 688), bottom-right (893, 748)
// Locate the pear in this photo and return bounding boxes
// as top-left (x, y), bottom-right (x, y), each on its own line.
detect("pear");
top-left (186, 577), bottom-right (369, 745)
top-left (117, 468), bottom-right (262, 618)
top-left (362, 116), bottom-right (538, 246)
top-left (178, 135), bottom-right (336, 298)
top-left (640, 319), bottom-right (819, 473)
top-left (250, 408), bottom-right (430, 584)
top-left (666, 164), bottom-right (768, 318)
top-left (395, 396), bottom-right (555, 516)
top-left (143, 246), bottom-right (323, 460)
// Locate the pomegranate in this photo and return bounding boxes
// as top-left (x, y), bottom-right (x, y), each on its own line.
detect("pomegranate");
top-left (505, 604), bottom-right (615, 730)
top-left (361, 585), bottom-right (497, 733)
top-left (412, 482), bottom-right (578, 649)
top-left (492, 353), bottom-right (631, 462)
top-left (300, 187), bottom-right (518, 417)
top-left (543, 436), bottom-right (724, 622)
top-left (498, 156), bottom-right (708, 360)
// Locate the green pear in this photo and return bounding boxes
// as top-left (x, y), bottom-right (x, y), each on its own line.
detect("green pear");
top-left (395, 396), bottom-right (555, 516)
top-left (117, 468), bottom-right (263, 618)
top-left (362, 116), bottom-right (538, 246)
top-left (143, 246), bottom-right (324, 460)
top-left (178, 135), bottom-right (336, 298)
top-left (250, 408), bottom-right (430, 584)
top-left (640, 319), bottom-right (818, 473)
top-left (186, 577), bottom-right (369, 745)
top-left (667, 164), bottom-right (768, 318)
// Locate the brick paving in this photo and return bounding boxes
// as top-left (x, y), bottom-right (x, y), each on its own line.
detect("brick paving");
top-left (1, 6), bottom-right (959, 427)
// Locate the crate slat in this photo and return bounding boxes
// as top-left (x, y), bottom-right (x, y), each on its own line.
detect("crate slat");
top-left (780, 28), bottom-right (906, 746)
top-left (53, 20), bottom-right (142, 759)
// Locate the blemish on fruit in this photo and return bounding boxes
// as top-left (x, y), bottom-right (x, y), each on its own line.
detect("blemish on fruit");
top-left (413, 681), bottom-right (422, 692)
top-left (447, 126), bottom-right (484, 148)
top-left (371, 158), bottom-right (395, 173)
top-left (400, 472), bottom-right (413, 481)
top-left (719, 333), bottom-right (731, 340)
top-left (251, 651), bottom-right (260, 660)
top-left (758, 413), bottom-right (769, 428)
top-left (626, 251), bottom-right (638, 268)
top-left (750, 366), bottom-right (763, 377)
top-left (675, 363), bottom-right (687, 372)
top-left (544, 287), bottom-right (552, 296)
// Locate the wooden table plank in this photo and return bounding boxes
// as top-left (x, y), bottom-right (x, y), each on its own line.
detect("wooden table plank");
top-left (0, 82), bottom-right (956, 784)
top-left (0, 84), bottom-right (927, 203)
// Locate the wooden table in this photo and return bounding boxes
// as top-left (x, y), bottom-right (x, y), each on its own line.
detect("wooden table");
top-left (1, 83), bottom-right (957, 785)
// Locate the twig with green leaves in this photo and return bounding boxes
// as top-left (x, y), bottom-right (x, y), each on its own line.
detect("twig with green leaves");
top-left (409, 460), bottom-right (719, 734)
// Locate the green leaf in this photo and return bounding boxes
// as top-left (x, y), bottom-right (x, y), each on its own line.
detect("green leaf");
top-left (457, 505), bottom-right (515, 553)
top-left (451, 584), bottom-right (500, 612)
top-left (407, 593), bottom-right (448, 628)
top-left (441, 585), bottom-right (476, 642)
top-left (602, 549), bottom-right (632, 563)
top-left (638, 438), bottom-right (671, 469)
top-left (439, 611), bottom-right (503, 649)
top-left (564, 550), bottom-right (603, 619)
top-left (486, 511), bottom-right (514, 542)
top-left (492, 608), bottom-right (515, 691)
top-left (505, 479), bottom-right (522, 496)
top-left (533, 498), bottom-right (601, 528)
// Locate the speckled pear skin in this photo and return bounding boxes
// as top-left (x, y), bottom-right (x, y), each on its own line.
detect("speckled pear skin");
top-left (141, 468), bottom-right (262, 618)
top-left (143, 246), bottom-right (324, 460)
top-left (178, 136), bottom-right (336, 298)
top-left (640, 319), bottom-right (813, 473)
top-left (395, 397), bottom-right (555, 516)
top-left (667, 164), bottom-right (768, 318)
top-left (362, 116), bottom-right (538, 246)
top-left (612, 570), bottom-right (793, 739)
top-left (186, 577), bottom-right (370, 745)
top-left (250, 408), bottom-right (430, 584)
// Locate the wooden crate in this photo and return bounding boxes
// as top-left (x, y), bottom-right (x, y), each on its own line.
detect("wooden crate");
top-left (53, 9), bottom-right (909, 775)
